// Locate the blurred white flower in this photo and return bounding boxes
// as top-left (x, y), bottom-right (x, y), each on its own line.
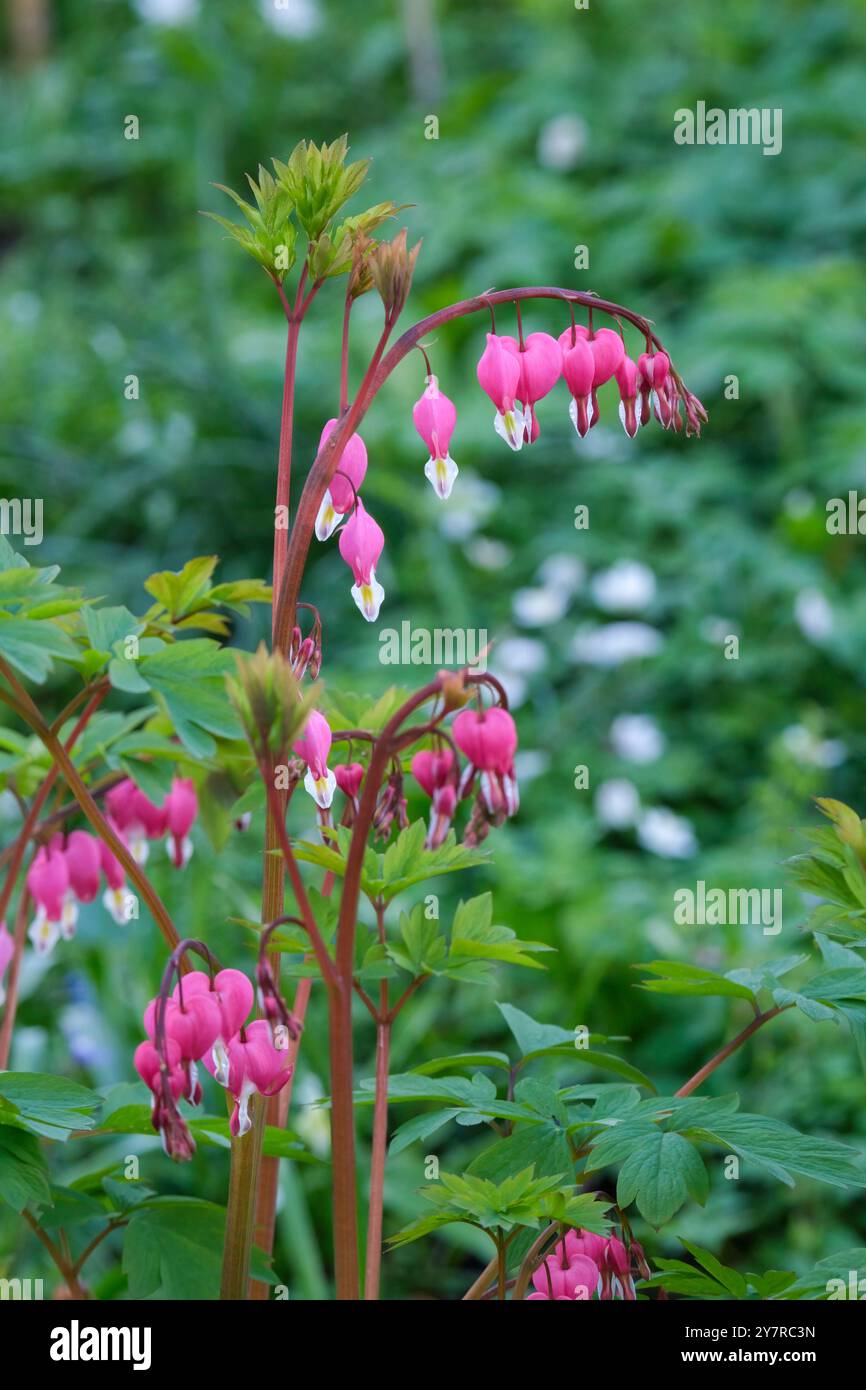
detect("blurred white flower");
top-left (700, 615), bottom-right (735, 644)
top-left (537, 113), bottom-right (588, 171)
top-left (261, 0), bottom-right (321, 38)
top-left (514, 749), bottom-right (551, 783)
top-left (595, 778), bottom-right (641, 828)
top-left (7, 292), bottom-right (41, 326)
top-left (637, 808), bottom-right (697, 859)
top-left (498, 673), bottom-right (528, 708)
top-left (438, 475), bottom-right (500, 541)
top-left (784, 488), bottom-right (815, 519)
top-left (571, 622), bottom-right (663, 667)
top-left (536, 552), bottom-right (585, 595)
top-left (513, 586), bottom-right (570, 627)
top-left (136, 0), bottom-right (198, 23)
top-left (496, 636), bottom-right (548, 675)
top-left (592, 560), bottom-right (656, 613)
top-left (795, 589), bottom-right (833, 642)
top-left (610, 713), bottom-right (665, 764)
top-left (781, 725), bottom-right (847, 768)
top-left (465, 537), bottom-right (512, 570)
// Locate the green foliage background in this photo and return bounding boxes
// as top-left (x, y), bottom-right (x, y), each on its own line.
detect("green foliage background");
top-left (1, 0), bottom-right (866, 1298)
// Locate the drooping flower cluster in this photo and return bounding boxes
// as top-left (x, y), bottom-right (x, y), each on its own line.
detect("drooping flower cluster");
top-left (527, 1228), bottom-right (650, 1301)
top-left (135, 947), bottom-right (297, 1159)
top-left (106, 776), bottom-right (199, 870)
top-left (295, 692), bottom-right (520, 848)
top-left (24, 778), bottom-right (200, 955)
top-left (314, 312), bottom-right (703, 628)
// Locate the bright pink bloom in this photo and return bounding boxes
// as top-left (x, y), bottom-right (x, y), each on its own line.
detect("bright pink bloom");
top-left (527, 1250), bottom-right (600, 1301)
top-left (163, 777), bottom-right (198, 869)
top-left (453, 707), bottom-right (519, 820)
top-left (562, 1228), bottom-right (636, 1299)
top-left (64, 830), bottom-right (101, 903)
top-left (638, 349), bottom-right (670, 391)
top-left (314, 419), bottom-right (368, 540)
top-left (559, 329), bottom-right (596, 437)
top-left (586, 327), bottom-right (625, 386)
top-left (413, 376), bottom-right (458, 499)
top-left (452, 707), bottom-right (517, 774)
top-left (614, 355), bottom-right (641, 438)
top-left (26, 842), bottom-right (75, 953)
top-left (134, 1037), bottom-right (184, 1098)
top-left (27, 843), bottom-right (69, 921)
top-left (411, 748), bottom-right (457, 848)
top-left (144, 986), bottom-right (222, 1064)
top-left (0, 921), bottom-right (13, 1005)
top-left (105, 779), bottom-right (166, 863)
top-left (476, 333), bottom-right (527, 450)
top-left (172, 967), bottom-right (254, 1086)
top-left (411, 748), bottom-right (455, 797)
top-left (293, 709), bottom-right (336, 808)
top-left (338, 500), bottom-right (385, 622)
top-left (502, 331), bottom-right (561, 442)
top-left (334, 762), bottom-right (365, 801)
top-left (205, 1019), bottom-right (293, 1137)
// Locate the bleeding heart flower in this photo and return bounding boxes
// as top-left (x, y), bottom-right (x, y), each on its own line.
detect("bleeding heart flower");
top-left (99, 821), bottom-right (135, 925)
top-left (105, 779), bottom-right (167, 864)
top-left (413, 376), bottom-right (458, 500)
top-left (334, 761), bottom-right (365, 802)
top-left (338, 500), bottom-right (385, 622)
top-left (411, 748), bottom-right (458, 848)
top-left (314, 419), bottom-right (368, 540)
top-left (64, 830), bottom-right (102, 903)
top-left (527, 1249), bottom-right (601, 1301)
top-left (293, 709), bottom-right (337, 809)
top-left (559, 328), bottom-right (596, 437)
top-left (163, 777), bottom-right (198, 869)
top-left (614, 355), bottom-right (641, 438)
top-left (502, 331), bottom-right (562, 442)
top-left (586, 326), bottom-right (625, 386)
top-left (453, 706), bottom-right (519, 820)
top-left (476, 333), bottom-right (527, 451)
top-left (205, 1019), bottom-right (293, 1137)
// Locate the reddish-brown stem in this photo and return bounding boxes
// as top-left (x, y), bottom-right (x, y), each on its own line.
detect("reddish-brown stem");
top-left (0, 885), bottom-right (29, 1070)
top-left (328, 678), bottom-right (444, 1300)
top-left (22, 1210), bottom-right (88, 1299)
top-left (675, 1006), bottom-right (789, 1098)
top-left (340, 291), bottom-right (352, 413)
top-left (364, 901), bottom-right (390, 1300)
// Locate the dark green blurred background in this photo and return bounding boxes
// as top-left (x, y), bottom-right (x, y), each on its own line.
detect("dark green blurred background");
top-left (2, 0), bottom-right (866, 1298)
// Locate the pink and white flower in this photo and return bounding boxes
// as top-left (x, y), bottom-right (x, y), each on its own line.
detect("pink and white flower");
top-left (314, 419), bottom-right (368, 540)
top-left (338, 499), bottom-right (385, 622)
top-left (293, 709), bottom-right (337, 809)
top-left (501, 331), bottom-right (561, 443)
top-left (413, 376), bottom-right (458, 500)
top-left (163, 777), bottom-right (198, 869)
top-left (476, 333), bottom-right (527, 451)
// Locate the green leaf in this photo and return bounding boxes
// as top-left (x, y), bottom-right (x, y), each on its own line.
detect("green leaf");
top-left (615, 1130), bottom-right (709, 1226)
top-left (637, 959), bottom-right (757, 1002)
top-left (0, 1072), bottom-right (101, 1140)
top-left (0, 617), bottom-right (80, 683)
top-left (0, 1126), bottom-right (51, 1211)
top-left (123, 1198), bottom-right (277, 1299)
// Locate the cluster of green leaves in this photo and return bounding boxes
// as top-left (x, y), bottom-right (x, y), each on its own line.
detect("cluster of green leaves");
top-left (388, 1166), bottom-right (610, 1251)
top-left (0, 1073), bottom-right (322, 1297)
top-left (205, 135), bottom-right (402, 289)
